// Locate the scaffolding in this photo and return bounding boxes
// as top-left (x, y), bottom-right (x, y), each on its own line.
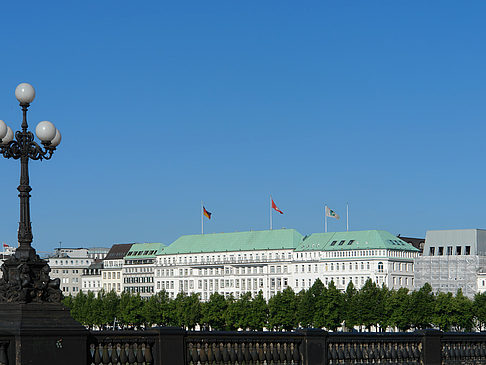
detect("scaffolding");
top-left (414, 255), bottom-right (486, 298)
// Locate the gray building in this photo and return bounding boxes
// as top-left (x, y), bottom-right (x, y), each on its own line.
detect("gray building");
top-left (414, 229), bottom-right (486, 297)
top-left (48, 247), bottom-right (109, 296)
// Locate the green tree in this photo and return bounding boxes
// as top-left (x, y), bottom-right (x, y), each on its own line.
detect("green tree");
top-left (226, 293), bottom-right (253, 330)
top-left (173, 292), bottom-right (201, 330)
top-left (451, 289), bottom-right (473, 331)
top-left (314, 281), bottom-right (343, 331)
top-left (473, 292), bottom-right (486, 331)
top-left (142, 293), bottom-right (163, 327)
top-left (409, 283), bottom-right (435, 329)
top-left (62, 294), bottom-right (74, 310)
top-left (268, 287), bottom-right (297, 331)
top-left (248, 291), bottom-right (268, 331)
top-left (297, 279), bottom-right (325, 328)
top-left (201, 292), bottom-right (228, 330)
top-left (433, 292), bottom-right (454, 331)
top-left (119, 292), bottom-right (144, 328)
top-left (355, 279), bottom-right (383, 331)
top-left (100, 290), bottom-right (120, 328)
top-left (70, 291), bottom-right (87, 324)
top-left (385, 288), bottom-right (412, 331)
top-left (342, 282), bottom-right (358, 331)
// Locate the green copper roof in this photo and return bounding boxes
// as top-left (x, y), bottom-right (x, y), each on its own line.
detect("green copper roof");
top-left (125, 242), bottom-right (167, 259)
top-left (162, 229), bottom-right (303, 255)
top-left (295, 230), bottom-right (420, 252)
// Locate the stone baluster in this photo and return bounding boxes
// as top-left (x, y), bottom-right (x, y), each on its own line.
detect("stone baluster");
top-left (93, 344), bottom-right (102, 365)
top-left (252, 341), bottom-right (260, 362)
top-left (101, 344), bottom-right (110, 364)
top-left (127, 343), bottom-right (137, 364)
top-left (228, 342), bottom-right (237, 363)
top-left (136, 343), bottom-right (144, 364)
top-left (221, 342), bottom-right (229, 363)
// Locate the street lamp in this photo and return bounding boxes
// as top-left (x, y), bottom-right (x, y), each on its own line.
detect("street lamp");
top-left (0, 83), bottom-right (62, 303)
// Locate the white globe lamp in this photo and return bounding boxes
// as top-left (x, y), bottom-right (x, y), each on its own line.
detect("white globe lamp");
top-left (50, 129), bottom-right (62, 147)
top-left (0, 120), bottom-right (7, 140)
top-left (15, 83), bottom-right (35, 105)
top-left (35, 121), bottom-right (56, 142)
top-left (1, 127), bottom-right (13, 145)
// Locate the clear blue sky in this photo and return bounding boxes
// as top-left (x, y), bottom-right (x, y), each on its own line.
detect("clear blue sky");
top-left (0, 1), bottom-right (485, 252)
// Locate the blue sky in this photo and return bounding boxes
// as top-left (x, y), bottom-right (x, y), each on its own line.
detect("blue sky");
top-left (0, 1), bottom-right (485, 252)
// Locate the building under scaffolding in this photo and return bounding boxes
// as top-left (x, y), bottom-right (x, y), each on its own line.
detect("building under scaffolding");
top-left (414, 229), bottom-right (486, 298)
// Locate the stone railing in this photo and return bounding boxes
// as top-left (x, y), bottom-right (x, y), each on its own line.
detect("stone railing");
top-left (81, 328), bottom-right (486, 365)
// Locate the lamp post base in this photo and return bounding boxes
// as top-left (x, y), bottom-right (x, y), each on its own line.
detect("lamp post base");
top-left (0, 249), bottom-right (62, 304)
top-left (0, 303), bottom-right (88, 365)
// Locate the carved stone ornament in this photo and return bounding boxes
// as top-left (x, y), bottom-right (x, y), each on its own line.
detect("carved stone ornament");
top-left (0, 249), bottom-right (62, 303)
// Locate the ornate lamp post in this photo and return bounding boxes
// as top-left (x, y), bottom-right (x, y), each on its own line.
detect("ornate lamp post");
top-left (0, 83), bottom-right (62, 303)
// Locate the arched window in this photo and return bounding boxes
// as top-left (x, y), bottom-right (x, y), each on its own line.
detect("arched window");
top-left (378, 262), bottom-right (384, 273)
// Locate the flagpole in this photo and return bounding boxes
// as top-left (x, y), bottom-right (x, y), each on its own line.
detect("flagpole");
top-left (346, 202), bottom-right (349, 231)
top-left (324, 204), bottom-right (327, 233)
top-left (201, 201), bottom-right (204, 235)
top-left (270, 195), bottom-right (273, 230)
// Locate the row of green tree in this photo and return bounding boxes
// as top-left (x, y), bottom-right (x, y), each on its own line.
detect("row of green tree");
top-left (62, 279), bottom-right (486, 332)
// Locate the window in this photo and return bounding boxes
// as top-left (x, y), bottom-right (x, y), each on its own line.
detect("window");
top-left (330, 241), bottom-right (337, 246)
top-left (465, 246), bottom-right (471, 255)
top-left (447, 246), bottom-right (453, 256)
top-left (338, 240), bottom-right (345, 246)
top-left (438, 247), bottom-right (444, 256)
top-left (347, 240), bottom-right (355, 245)
top-left (429, 247), bottom-right (435, 256)
top-left (378, 262), bottom-right (384, 273)
top-left (456, 246), bottom-right (462, 255)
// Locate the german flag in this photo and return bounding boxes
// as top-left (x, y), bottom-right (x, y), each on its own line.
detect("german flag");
top-left (203, 206), bottom-right (212, 219)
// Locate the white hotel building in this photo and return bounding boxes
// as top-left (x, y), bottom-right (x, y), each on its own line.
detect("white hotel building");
top-left (154, 229), bottom-right (420, 300)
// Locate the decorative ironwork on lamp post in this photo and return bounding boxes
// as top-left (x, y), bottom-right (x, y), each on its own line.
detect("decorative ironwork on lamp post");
top-left (0, 83), bottom-right (62, 303)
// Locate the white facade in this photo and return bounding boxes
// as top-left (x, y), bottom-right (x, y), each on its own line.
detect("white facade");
top-left (102, 260), bottom-right (124, 294)
top-left (123, 243), bottom-right (164, 298)
top-left (81, 261), bottom-right (103, 295)
top-left (155, 249), bottom-right (294, 300)
top-left (292, 249), bottom-right (416, 292)
top-left (100, 243), bottom-right (133, 295)
top-left (154, 230), bottom-right (419, 301)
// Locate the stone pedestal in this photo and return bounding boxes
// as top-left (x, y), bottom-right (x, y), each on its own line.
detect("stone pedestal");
top-left (0, 303), bottom-right (88, 365)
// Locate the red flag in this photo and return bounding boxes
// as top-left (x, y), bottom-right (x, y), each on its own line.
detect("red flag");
top-left (2, 244), bottom-right (8, 248)
top-left (271, 199), bottom-right (283, 214)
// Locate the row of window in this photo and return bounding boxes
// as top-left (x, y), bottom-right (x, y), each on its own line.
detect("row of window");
top-left (127, 250), bottom-right (158, 256)
top-left (61, 286), bottom-right (79, 293)
top-left (124, 286), bottom-right (154, 294)
top-left (160, 252), bottom-right (292, 266)
top-left (52, 269), bottom-right (80, 274)
top-left (52, 259), bottom-right (91, 266)
top-left (429, 246), bottom-right (471, 256)
top-left (124, 277), bottom-right (154, 284)
top-left (103, 283), bottom-right (121, 291)
top-left (83, 281), bottom-right (101, 288)
top-left (102, 271), bottom-right (121, 280)
top-left (124, 267), bottom-right (152, 273)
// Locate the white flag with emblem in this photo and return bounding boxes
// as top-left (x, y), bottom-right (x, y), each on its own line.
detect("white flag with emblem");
top-left (325, 206), bottom-right (340, 219)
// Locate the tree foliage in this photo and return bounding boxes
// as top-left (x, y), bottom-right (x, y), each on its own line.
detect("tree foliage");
top-left (62, 283), bottom-right (484, 332)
